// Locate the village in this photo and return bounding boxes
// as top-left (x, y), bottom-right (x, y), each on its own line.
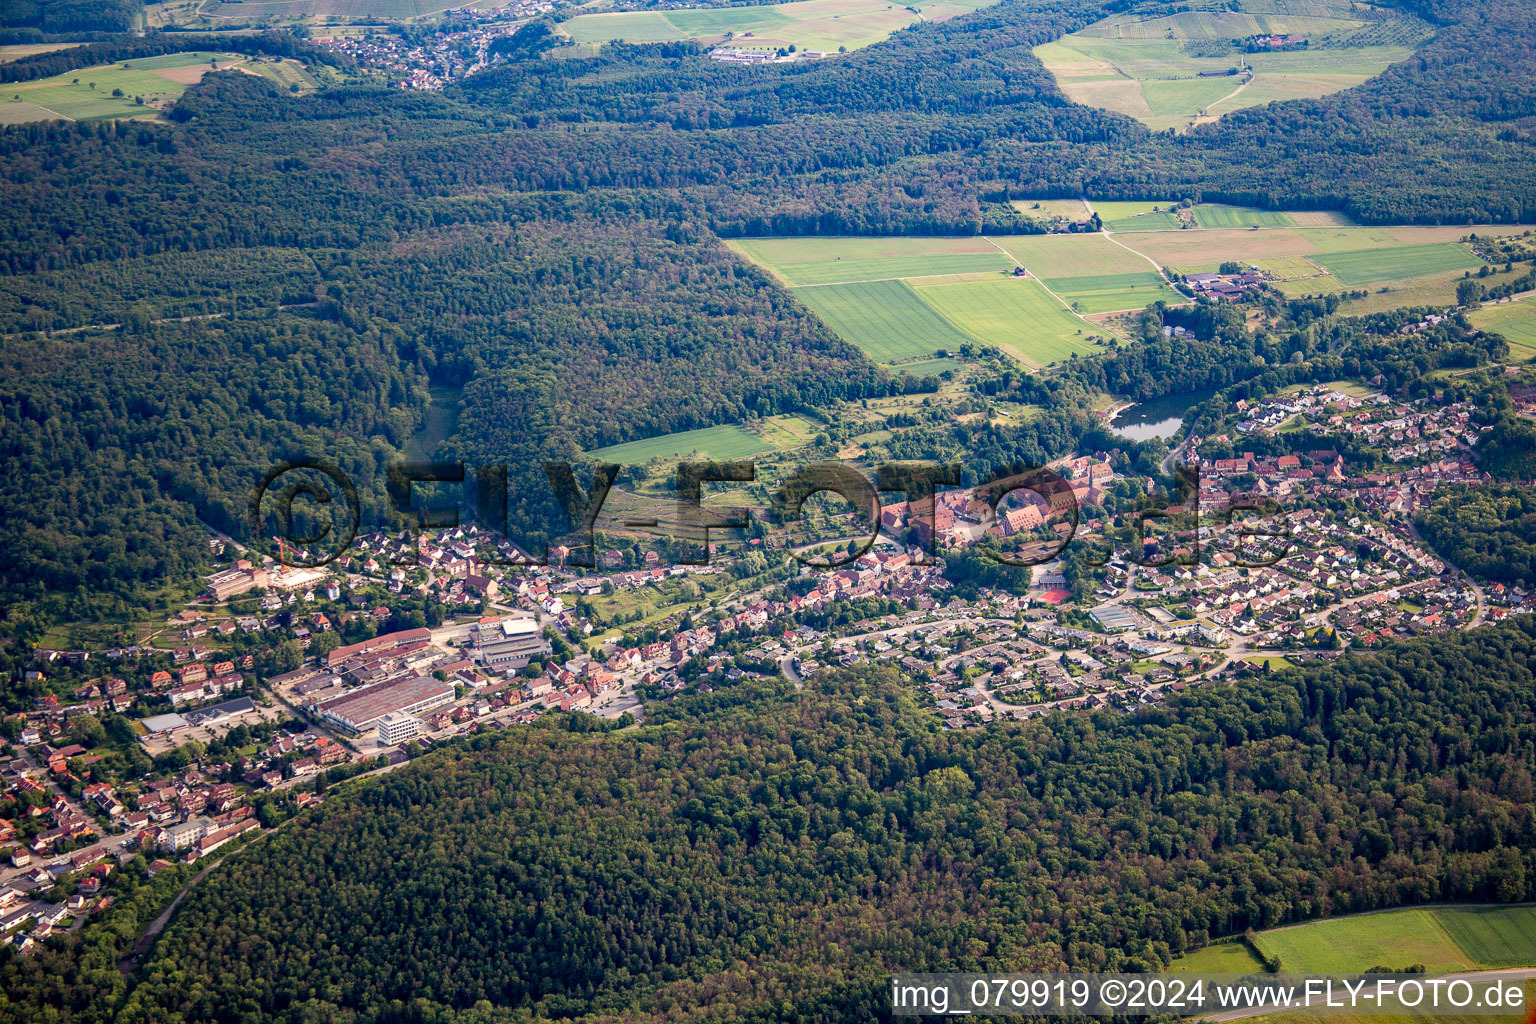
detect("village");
top-left (315, 5), bottom-right (557, 92)
top-left (1, 374), bottom-right (1531, 954)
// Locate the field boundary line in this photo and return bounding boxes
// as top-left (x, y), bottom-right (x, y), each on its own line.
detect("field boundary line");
top-left (977, 235), bottom-right (1105, 332)
top-left (1081, 205), bottom-right (1181, 288)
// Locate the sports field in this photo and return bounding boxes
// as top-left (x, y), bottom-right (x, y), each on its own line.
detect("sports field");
top-left (1467, 298), bottom-right (1536, 361)
top-left (2, 52), bottom-right (315, 123)
top-left (906, 275), bottom-right (1102, 366)
top-left (1033, 0), bottom-right (1430, 131)
top-left (562, 0), bottom-right (998, 52)
top-left (793, 279), bottom-right (977, 362)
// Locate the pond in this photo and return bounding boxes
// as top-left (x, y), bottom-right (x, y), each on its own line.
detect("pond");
top-left (1107, 388), bottom-right (1218, 441)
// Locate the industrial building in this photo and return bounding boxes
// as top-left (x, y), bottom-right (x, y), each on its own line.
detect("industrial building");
top-left (314, 675), bottom-right (455, 735)
top-left (472, 617), bottom-right (551, 672)
top-left (376, 711), bottom-right (423, 746)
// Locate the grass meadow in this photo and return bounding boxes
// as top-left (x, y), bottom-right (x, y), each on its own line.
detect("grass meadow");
top-left (1177, 905), bottom-right (1536, 977)
top-left (726, 236), bottom-right (1012, 286)
top-left (3, 52), bottom-right (313, 123)
top-left (1313, 242), bottom-right (1483, 285)
top-left (793, 279), bottom-right (977, 362)
top-left (1468, 298), bottom-right (1536, 361)
top-left (905, 275), bottom-right (1103, 367)
top-left (589, 423), bottom-right (776, 463)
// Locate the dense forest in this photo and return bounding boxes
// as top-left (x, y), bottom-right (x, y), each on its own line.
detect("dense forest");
top-left (0, 0), bottom-right (140, 37)
top-left (1415, 484), bottom-right (1536, 587)
top-left (0, 620), bottom-right (1522, 1022)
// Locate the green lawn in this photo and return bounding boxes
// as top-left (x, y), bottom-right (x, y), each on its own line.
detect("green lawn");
top-left (792, 279), bottom-right (977, 362)
top-left (1253, 910), bottom-right (1475, 975)
top-left (1313, 242), bottom-right (1483, 286)
top-left (727, 236), bottom-right (1012, 286)
top-left (906, 275), bottom-right (1102, 368)
top-left (589, 423), bottom-right (776, 463)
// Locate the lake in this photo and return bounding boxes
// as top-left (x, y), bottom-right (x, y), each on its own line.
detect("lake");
top-left (1108, 388), bottom-right (1217, 441)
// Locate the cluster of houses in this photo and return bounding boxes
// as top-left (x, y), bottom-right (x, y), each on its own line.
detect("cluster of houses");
top-left (1185, 269), bottom-right (1265, 299)
top-left (317, 7), bottom-right (554, 92)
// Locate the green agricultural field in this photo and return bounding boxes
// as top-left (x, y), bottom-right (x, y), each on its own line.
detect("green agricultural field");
top-left (1433, 906), bottom-right (1536, 967)
top-left (1144, 75), bottom-right (1244, 118)
top-left (792, 279), bottom-right (976, 362)
top-left (1034, 0), bottom-right (1430, 131)
top-left (1313, 242), bottom-right (1482, 286)
top-left (589, 423), bottom-right (776, 463)
top-left (1094, 200), bottom-right (1188, 231)
top-left (727, 236), bottom-right (1012, 286)
top-left (0, 42), bottom-right (83, 63)
top-left (989, 233), bottom-right (1156, 278)
top-left (1170, 941), bottom-right (1266, 973)
top-left (1038, 270), bottom-right (1182, 313)
top-left (1252, 255), bottom-right (1325, 279)
top-left (562, 0), bottom-right (997, 52)
top-left (3, 52), bottom-right (307, 123)
top-left (1467, 299), bottom-right (1536, 357)
top-left (1252, 910), bottom-right (1475, 975)
top-left (1194, 204), bottom-right (1297, 228)
top-left (905, 275), bottom-right (1102, 367)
